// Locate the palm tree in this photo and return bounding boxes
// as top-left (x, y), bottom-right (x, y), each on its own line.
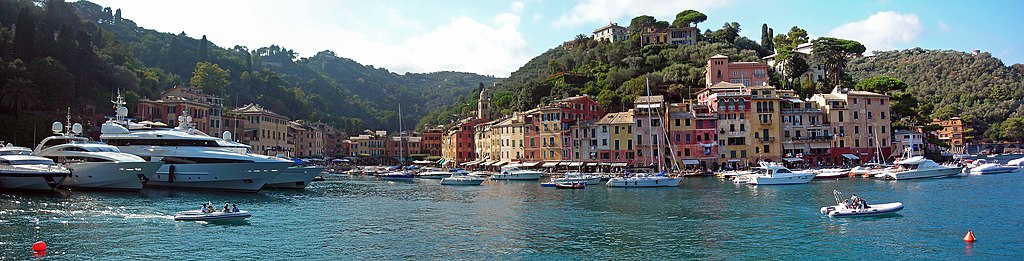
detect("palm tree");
top-left (0, 78), bottom-right (40, 116)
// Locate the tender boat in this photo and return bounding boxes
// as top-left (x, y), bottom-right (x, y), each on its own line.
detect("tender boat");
top-left (491, 166), bottom-right (543, 180)
top-left (968, 161), bottom-right (1020, 175)
top-left (540, 182), bottom-right (557, 187)
top-left (174, 210), bottom-right (252, 221)
top-left (100, 94), bottom-right (291, 192)
top-left (748, 162), bottom-right (815, 185)
top-left (379, 170), bottom-right (415, 180)
top-left (814, 168), bottom-right (849, 179)
top-left (715, 169), bottom-right (753, 179)
top-left (820, 190), bottom-right (903, 217)
top-left (552, 172), bottom-right (602, 185)
top-left (555, 182), bottom-right (586, 189)
top-left (0, 152), bottom-right (71, 192)
top-left (440, 170), bottom-right (484, 185)
top-left (34, 120), bottom-right (161, 191)
top-left (880, 156), bottom-right (962, 180)
top-left (419, 168), bottom-right (464, 179)
top-left (606, 172), bottom-right (681, 187)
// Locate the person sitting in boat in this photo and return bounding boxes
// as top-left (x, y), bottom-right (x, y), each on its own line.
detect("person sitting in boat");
top-left (207, 205), bottom-right (215, 213)
top-left (231, 204), bottom-right (239, 212)
top-left (223, 203), bottom-right (231, 213)
top-left (850, 194), bottom-right (858, 206)
top-left (201, 204), bottom-right (209, 213)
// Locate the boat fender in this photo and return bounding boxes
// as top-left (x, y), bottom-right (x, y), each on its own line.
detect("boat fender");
top-left (168, 165), bottom-right (175, 183)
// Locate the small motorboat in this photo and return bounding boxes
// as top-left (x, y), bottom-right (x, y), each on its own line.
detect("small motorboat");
top-left (554, 182), bottom-right (586, 189)
top-left (174, 210), bottom-right (252, 221)
top-left (440, 170), bottom-right (484, 185)
top-left (820, 190), bottom-right (903, 217)
top-left (814, 168), bottom-right (849, 179)
top-left (540, 182), bottom-right (557, 187)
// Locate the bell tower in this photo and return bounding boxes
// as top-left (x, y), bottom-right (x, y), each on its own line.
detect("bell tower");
top-left (477, 83), bottom-right (493, 120)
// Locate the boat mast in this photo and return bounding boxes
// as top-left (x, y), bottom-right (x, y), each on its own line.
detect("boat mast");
top-left (398, 103), bottom-right (404, 167)
top-left (644, 77), bottom-right (658, 172)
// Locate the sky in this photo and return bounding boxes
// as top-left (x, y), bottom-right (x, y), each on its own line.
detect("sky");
top-left (87, 0), bottom-right (1024, 77)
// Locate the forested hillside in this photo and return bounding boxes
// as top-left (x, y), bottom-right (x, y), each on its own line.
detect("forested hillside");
top-left (0, 0), bottom-right (497, 146)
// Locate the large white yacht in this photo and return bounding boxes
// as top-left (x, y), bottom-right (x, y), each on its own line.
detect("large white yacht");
top-left (748, 162), bottom-right (815, 185)
top-left (881, 156), bottom-right (962, 180)
top-left (33, 119), bottom-right (162, 191)
top-left (99, 94), bottom-right (292, 192)
top-left (0, 146), bottom-right (70, 192)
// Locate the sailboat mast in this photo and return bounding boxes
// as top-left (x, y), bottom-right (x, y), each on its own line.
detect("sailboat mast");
top-left (644, 78), bottom-right (658, 172)
top-left (398, 103), bottom-right (404, 166)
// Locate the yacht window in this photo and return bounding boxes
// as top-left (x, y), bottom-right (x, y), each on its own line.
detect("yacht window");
top-left (776, 169), bottom-right (792, 174)
top-left (61, 147), bottom-right (91, 152)
top-left (10, 159), bottom-right (55, 165)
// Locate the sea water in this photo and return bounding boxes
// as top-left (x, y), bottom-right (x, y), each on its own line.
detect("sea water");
top-left (1, 173), bottom-right (1022, 259)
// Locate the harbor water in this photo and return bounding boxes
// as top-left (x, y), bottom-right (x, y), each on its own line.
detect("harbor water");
top-left (2, 174), bottom-right (1022, 259)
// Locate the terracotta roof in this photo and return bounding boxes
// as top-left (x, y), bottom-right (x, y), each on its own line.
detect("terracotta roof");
top-left (634, 95), bottom-right (664, 104)
top-left (231, 103), bottom-right (287, 119)
top-left (710, 54), bottom-right (728, 59)
top-left (598, 111), bottom-right (634, 125)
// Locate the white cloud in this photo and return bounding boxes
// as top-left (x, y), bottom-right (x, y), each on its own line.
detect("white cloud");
top-left (553, 0), bottom-right (732, 27)
top-left (938, 20), bottom-right (950, 32)
top-left (89, 0), bottom-right (531, 77)
top-left (828, 11), bottom-right (923, 52)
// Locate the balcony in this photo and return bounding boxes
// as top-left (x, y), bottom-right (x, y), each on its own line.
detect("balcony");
top-left (757, 137), bottom-right (776, 143)
top-left (789, 135), bottom-right (834, 141)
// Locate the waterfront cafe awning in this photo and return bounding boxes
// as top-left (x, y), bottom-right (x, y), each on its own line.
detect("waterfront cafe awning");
top-left (728, 159), bottom-right (740, 162)
top-left (542, 162), bottom-right (560, 167)
top-left (783, 157), bottom-right (804, 163)
top-left (681, 159), bottom-right (700, 165)
top-left (569, 162), bottom-right (583, 167)
top-left (460, 160), bottom-right (481, 166)
top-left (504, 163), bottom-right (521, 168)
top-left (586, 162), bottom-right (598, 166)
top-left (521, 162), bottom-right (543, 167)
top-left (412, 160), bottom-right (434, 164)
top-left (494, 161), bottom-right (511, 167)
top-left (558, 161), bottom-right (572, 166)
top-left (480, 161), bottom-right (496, 166)
top-left (610, 162), bottom-right (629, 167)
top-left (811, 143), bottom-right (830, 149)
top-left (842, 154), bottom-right (859, 160)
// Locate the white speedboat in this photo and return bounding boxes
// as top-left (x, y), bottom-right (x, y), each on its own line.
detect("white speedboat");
top-left (715, 169), bottom-right (753, 178)
top-left (968, 163), bottom-right (1020, 175)
top-left (174, 210), bottom-right (251, 221)
top-left (491, 166), bottom-right (543, 180)
top-left (34, 121), bottom-right (161, 191)
top-left (265, 166), bottom-right (324, 189)
top-left (553, 172), bottom-right (602, 185)
top-left (814, 168), bottom-right (849, 179)
top-left (379, 170), bottom-right (415, 179)
top-left (820, 190), bottom-right (903, 217)
top-left (418, 169), bottom-right (455, 179)
top-left (881, 156), bottom-right (962, 180)
top-left (606, 172), bottom-right (681, 187)
top-left (0, 153), bottom-right (70, 192)
top-left (440, 170), bottom-right (485, 185)
top-left (748, 162), bottom-right (815, 185)
top-left (100, 94), bottom-right (290, 192)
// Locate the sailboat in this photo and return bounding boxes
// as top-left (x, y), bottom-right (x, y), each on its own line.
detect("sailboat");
top-left (380, 104), bottom-right (415, 180)
top-left (606, 78), bottom-right (682, 188)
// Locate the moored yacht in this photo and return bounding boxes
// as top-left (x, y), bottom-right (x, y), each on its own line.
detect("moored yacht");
top-left (99, 94), bottom-right (291, 192)
top-left (267, 165), bottom-right (324, 189)
top-left (0, 148), bottom-right (70, 192)
top-left (553, 172), bottom-right (602, 185)
top-left (491, 165), bottom-right (543, 180)
top-left (880, 156), bottom-right (962, 180)
top-left (34, 119), bottom-right (161, 191)
top-left (440, 169), bottom-right (485, 185)
top-left (748, 162), bottom-right (815, 185)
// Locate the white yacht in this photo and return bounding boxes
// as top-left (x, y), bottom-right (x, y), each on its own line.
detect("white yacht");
top-left (814, 168), bottom-right (849, 179)
top-left (418, 168), bottom-right (455, 179)
top-left (553, 172), bottom-right (602, 185)
top-left (266, 165), bottom-right (324, 189)
top-left (748, 162), bottom-right (815, 185)
top-left (0, 147), bottom-right (70, 192)
top-left (33, 120), bottom-right (161, 191)
top-left (880, 156), bottom-right (962, 180)
top-left (440, 169), bottom-right (485, 185)
top-left (491, 165), bottom-right (543, 180)
top-left (606, 78), bottom-right (681, 188)
top-left (99, 94), bottom-right (291, 192)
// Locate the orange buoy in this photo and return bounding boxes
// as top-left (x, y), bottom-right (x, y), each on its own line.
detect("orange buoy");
top-left (964, 230), bottom-right (976, 242)
top-left (32, 241), bottom-right (46, 252)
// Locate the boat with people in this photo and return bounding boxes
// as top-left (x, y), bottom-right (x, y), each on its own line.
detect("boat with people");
top-left (0, 147), bottom-right (71, 192)
top-left (440, 169), bottom-right (485, 185)
top-left (554, 182), bottom-right (586, 189)
top-left (552, 172), bottom-right (602, 185)
top-left (34, 117), bottom-right (162, 191)
top-left (491, 165), bottom-right (543, 180)
top-left (174, 203), bottom-right (251, 221)
top-left (747, 162), bottom-right (815, 185)
top-left (820, 190), bottom-right (903, 217)
top-left (100, 93), bottom-right (292, 192)
top-left (879, 156), bottom-right (962, 180)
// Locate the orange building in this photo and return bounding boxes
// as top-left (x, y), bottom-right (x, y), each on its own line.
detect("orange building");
top-left (705, 54), bottom-right (769, 87)
top-left (933, 117), bottom-right (965, 147)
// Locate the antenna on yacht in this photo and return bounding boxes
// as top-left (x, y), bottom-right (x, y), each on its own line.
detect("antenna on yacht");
top-left (113, 90), bottom-right (129, 124)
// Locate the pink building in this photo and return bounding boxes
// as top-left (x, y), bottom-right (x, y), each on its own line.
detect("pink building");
top-left (705, 54), bottom-right (769, 87)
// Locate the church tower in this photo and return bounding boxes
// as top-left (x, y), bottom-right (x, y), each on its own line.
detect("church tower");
top-left (477, 83), bottom-right (493, 120)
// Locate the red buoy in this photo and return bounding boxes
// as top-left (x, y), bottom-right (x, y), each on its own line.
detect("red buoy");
top-left (964, 230), bottom-right (976, 242)
top-left (32, 241), bottom-right (46, 252)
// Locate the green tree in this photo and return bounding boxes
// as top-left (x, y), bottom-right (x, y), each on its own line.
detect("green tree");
top-left (782, 52), bottom-right (809, 88)
top-left (812, 37), bottom-right (865, 88)
top-left (0, 78), bottom-right (39, 116)
top-left (855, 76), bottom-right (921, 124)
top-left (189, 61), bottom-right (230, 96)
top-left (1000, 117), bottom-right (1024, 141)
top-left (707, 22), bottom-right (741, 44)
top-left (672, 10), bottom-right (707, 28)
top-left (760, 24), bottom-right (774, 53)
top-left (629, 15), bottom-right (657, 30)
top-left (13, 7), bottom-right (36, 60)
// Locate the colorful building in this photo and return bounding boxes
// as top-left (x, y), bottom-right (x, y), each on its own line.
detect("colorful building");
top-left (232, 103), bottom-right (291, 156)
top-left (933, 117), bottom-right (966, 149)
top-left (810, 87), bottom-right (892, 164)
top-left (666, 103), bottom-right (719, 171)
top-left (596, 111), bottom-right (634, 164)
top-left (593, 22), bottom-right (628, 43)
top-left (779, 93), bottom-right (833, 166)
top-left (705, 54), bottom-right (769, 87)
top-left (633, 95), bottom-right (667, 168)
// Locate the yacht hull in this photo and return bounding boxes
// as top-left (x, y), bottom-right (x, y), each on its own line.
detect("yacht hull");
top-left (146, 162), bottom-right (290, 192)
top-left (0, 173), bottom-right (67, 192)
top-left (750, 173), bottom-right (815, 185)
top-left (553, 177), bottom-right (602, 185)
top-left (264, 167), bottom-right (323, 189)
top-left (440, 177), bottom-right (485, 185)
top-left (491, 172), bottom-right (542, 180)
top-left (62, 162), bottom-right (162, 191)
top-left (606, 176), bottom-right (682, 187)
top-left (886, 168), bottom-right (962, 180)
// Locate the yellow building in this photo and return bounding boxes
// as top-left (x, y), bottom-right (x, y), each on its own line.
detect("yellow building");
top-left (232, 103), bottom-right (292, 156)
top-left (534, 106), bottom-right (565, 161)
top-left (494, 113), bottom-right (527, 162)
top-left (933, 117), bottom-right (965, 148)
top-left (596, 111), bottom-right (635, 164)
top-left (749, 86), bottom-right (783, 162)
